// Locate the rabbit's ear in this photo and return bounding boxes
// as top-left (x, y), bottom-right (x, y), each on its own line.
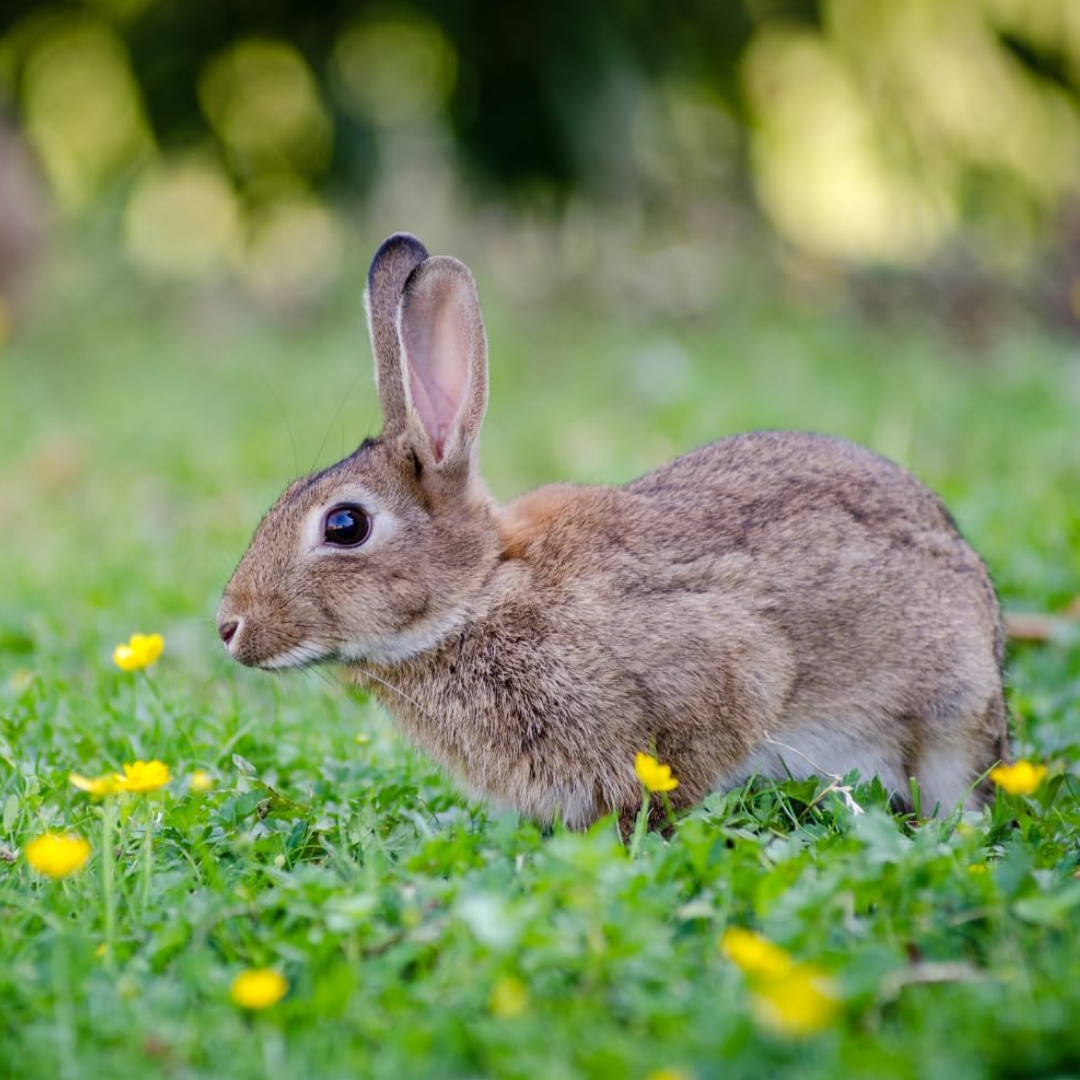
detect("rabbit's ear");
top-left (398, 256), bottom-right (488, 470)
top-left (365, 233), bottom-right (429, 433)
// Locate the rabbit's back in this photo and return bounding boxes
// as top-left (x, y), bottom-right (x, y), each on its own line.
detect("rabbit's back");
top-left (630, 430), bottom-right (963, 555)
top-left (650, 432), bottom-right (1005, 802)
top-left (486, 430), bottom-right (1005, 816)
top-left (627, 431), bottom-right (1001, 672)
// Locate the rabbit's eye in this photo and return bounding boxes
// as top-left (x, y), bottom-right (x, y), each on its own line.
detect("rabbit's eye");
top-left (323, 505), bottom-right (371, 547)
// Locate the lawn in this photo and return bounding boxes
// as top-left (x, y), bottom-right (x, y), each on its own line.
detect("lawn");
top-left (2, 239), bottom-right (1080, 1080)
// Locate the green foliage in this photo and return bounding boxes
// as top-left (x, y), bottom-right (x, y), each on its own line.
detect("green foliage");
top-left (1, 261), bottom-right (1079, 1079)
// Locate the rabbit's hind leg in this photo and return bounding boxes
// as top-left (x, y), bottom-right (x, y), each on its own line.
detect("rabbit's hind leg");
top-left (912, 688), bottom-right (1010, 813)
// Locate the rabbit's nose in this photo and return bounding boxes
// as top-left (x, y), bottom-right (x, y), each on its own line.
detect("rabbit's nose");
top-left (218, 619), bottom-right (240, 647)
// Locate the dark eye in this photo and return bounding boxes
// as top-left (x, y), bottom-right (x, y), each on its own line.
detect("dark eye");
top-left (323, 504), bottom-right (371, 547)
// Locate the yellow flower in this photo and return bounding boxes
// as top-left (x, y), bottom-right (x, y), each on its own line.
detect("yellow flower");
top-left (115, 760), bottom-right (170, 793)
top-left (25, 833), bottom-right (91, 878)
top-left (70, 771), bottom-right (120, 797)
top-left (190, 769), bottom-right (215, 793)
top-left (721, 928), bottom-right (839, 1037)
top-left (750, 964), bottom-right (840, 1037)
top-left (230, 968), bottom-right (288, 1010)
top-left (112, 633), bottom-right (165, 672)
top-left (490, 975), bottom-right (529, 1018)
top-left (634, 752), bottom-right (679, 793)
top-left (71, 760), bottom-right (171, 795)
top-left (721, 927), bottom-right (794, 979)
top-left (989, 760), bottom-right (1047, 796)
top-left (644, 1071), bottom-right (692, 1080)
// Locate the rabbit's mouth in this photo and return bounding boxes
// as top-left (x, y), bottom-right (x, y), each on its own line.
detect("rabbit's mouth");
top-left (255, 640), bottom-right (335, 671)
top-left (216, 605), bottom-right (335, 671)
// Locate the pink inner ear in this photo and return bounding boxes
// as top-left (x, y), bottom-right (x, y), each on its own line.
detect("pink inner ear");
top-left (402, 279), bottom-right (472, 462)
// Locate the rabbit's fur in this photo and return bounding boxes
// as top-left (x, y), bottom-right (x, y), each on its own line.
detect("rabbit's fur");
top-left (219, 233), bottom-right (1008, 827)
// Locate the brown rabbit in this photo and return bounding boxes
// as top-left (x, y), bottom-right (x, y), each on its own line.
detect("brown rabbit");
top-left (218, 233), bottom-right (1009, 828)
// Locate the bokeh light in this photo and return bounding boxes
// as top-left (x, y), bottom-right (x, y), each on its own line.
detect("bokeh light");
top-left (240, 193), bottom-right (344, 309)
top-left (744, 0), bottom-right (1080, 263)
top-left (123, 156), bottom-right (241, 279)
top-left (13, 14), bottom-right (152, 213)
top-left (744, 23), bottom-right (948, 263)
top-left (199, 39), bottom-right (332, 183)
top-left (330, 16), bottom-right (457, 128)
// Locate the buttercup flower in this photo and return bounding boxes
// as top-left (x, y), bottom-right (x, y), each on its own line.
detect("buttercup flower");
top-left (70, 772), bottom-right (120, 797)
top-left (116, 760), bottom-right (170, 793)
top-left (113, 633), bottom-right (164, 672)
top-left (25, 833), bottom-right (91, 878)
top-left (190, 769), bottom-right (214, 793)
top-left (489, 976), bottom-right (529, 1018)
top-left (634, 752), bottom-right (679, 793)
top-left (989, 760), bottom-right (1047, 796)
top-left (71, 760), bottom-right (171, 795)
top-left (644, 1071), bottom-right (692, 1080)
top-left (722, 927), bottom-right (839, 1037)
top-left (721, 927), bottom-right (794, 979)
top-left (230, 968), bottom-right (288, 1010)
top-left (751, 964), bottom-right (840, 1036)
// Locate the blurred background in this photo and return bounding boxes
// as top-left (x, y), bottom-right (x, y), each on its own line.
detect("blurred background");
top-left (4, 0), bottom-right (1080, 324)
top-left (0, 0), bottom-right (1078, 667)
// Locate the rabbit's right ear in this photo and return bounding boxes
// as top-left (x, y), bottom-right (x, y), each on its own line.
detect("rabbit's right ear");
top-left (398, 256), bottom-right (488, 475)
top-left (365, 233), bottom-right (429, 433)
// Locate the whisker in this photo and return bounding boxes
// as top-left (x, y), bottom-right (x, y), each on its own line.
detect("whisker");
top-left (254, 371), bottom-right (301, 482)
top-left (311, 374), bottom-right (363, 473)
top-left (351, 665), bottom-right (443, 728)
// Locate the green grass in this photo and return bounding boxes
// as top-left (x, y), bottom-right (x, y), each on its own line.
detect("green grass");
top-left (2, 242), bottom-right (1080, 1080)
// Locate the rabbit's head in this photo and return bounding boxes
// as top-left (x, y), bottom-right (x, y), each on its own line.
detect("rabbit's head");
top-left (217, 234), bottom-right (500, 669)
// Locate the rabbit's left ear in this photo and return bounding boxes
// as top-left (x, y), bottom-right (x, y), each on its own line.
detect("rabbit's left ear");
top-left (397, 256), bottom-right (488, 473)
top-left (366, 232), bottom-right (429, 435)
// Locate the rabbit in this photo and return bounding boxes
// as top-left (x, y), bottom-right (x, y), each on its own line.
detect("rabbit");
top-left (217, 232), bottom-right (1009, 829)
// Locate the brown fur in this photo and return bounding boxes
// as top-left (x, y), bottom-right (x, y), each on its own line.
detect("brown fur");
top-left (218, 234), bottom-right (1009, 827)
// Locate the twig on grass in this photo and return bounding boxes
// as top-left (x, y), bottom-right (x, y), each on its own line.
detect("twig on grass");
top-left (762, 731), bottom-right (865, 816)
top-left (880, 961), bottom-right (983, 1001)
top-left (1005, 595), bottom-right (1080, 643)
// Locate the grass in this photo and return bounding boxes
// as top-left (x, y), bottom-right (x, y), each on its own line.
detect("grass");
top-left (1, 240), bottom-right (1080, 1080)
